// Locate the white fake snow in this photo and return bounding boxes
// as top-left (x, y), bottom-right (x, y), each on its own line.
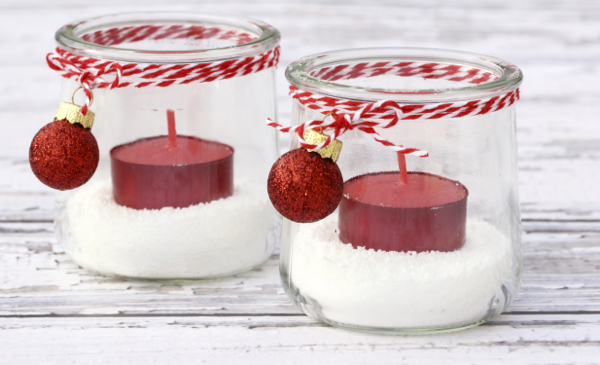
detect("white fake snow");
top-left (290, 216), bottom-right (514, 329)
top-left (61, 179), bottom-right (275, 279)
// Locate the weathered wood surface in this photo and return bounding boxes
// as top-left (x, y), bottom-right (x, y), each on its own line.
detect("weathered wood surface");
top-left (1, 315), bottom-right (600, 365)
top-left (1, 0), bottom-right (599, 363)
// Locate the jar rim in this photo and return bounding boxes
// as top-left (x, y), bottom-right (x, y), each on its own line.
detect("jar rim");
top-left (285, 47), bottom-right (523, 103)
top-left (55, 12), bottom-right (280, 63)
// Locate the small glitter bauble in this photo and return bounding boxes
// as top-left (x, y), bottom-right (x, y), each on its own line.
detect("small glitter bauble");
top-left (267, 148), bottom-right (343, 223)
top-left (29, 119), bottom-right (99, 190)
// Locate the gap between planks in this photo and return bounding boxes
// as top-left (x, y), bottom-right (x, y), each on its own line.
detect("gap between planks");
top-left (1, 311), bottom-right (600, 319)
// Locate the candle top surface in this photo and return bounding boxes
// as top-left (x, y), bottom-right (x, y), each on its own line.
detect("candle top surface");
top-left (343, 171), bottom-right (467, 208)
top-left (111, 135), bottom-right (233, 166)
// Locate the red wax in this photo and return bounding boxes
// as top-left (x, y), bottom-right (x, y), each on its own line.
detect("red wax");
top-left (110, 110), bottom-right (234, 210)
top-left (338, 171), bottom-right (468, 252)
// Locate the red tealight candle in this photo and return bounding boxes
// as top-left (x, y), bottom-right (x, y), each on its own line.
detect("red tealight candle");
top-left (338, 154), bottom-right (468, 253)
top-left (110, 109), bottom-right (234, 210)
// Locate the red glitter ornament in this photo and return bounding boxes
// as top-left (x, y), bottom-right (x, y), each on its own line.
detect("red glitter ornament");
top-left (267, 148), bottom-right (343, 223)
top-left (30, 116), bottom-right (99, 191)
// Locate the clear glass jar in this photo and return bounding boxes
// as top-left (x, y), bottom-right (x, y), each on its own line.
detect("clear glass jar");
top-left (53, 13), bottom-right (281, 279)
top-left (281, 48), bottom-right (523, 333)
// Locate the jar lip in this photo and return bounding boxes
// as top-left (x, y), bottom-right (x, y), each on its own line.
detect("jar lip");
top-left (55, 12), bottom-right (280, 63)
top-left (285, 47), bottom-right (523, 103)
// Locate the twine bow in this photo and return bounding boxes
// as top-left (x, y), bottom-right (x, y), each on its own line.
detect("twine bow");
top-left (267, 99), bottom-right (429, 157)
top-left (47, 51), bottom-right (123, 116)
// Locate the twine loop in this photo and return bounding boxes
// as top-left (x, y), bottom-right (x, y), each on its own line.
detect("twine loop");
top-left (46, 24), bottom-right (280, 116)
top-left (268, 98), bottom-right (429, 157)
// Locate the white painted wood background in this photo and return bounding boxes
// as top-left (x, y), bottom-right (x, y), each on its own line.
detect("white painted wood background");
top-left (1, 0), bottom-right (599, 363)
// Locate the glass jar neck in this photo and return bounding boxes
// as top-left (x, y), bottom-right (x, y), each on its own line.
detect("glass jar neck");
top-left (55, 12), bottom-right (280, 63)
top-left (286, 48), bottom-right (522, 103)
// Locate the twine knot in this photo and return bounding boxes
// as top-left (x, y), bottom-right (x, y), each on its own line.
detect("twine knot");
top-left (267, 99), bottom-right (429, 158)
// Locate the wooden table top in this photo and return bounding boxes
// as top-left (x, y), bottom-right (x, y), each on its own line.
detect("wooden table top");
top-left (1, 1), bottom-right (599, 363)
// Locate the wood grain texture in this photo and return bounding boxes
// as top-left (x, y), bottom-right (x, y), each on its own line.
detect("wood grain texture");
top-left (1, 315), bottom-right (599, 365)
top-left (1, 222), bottom-right (599, 316)
top-left (0, 0), bottom-right (599, 363)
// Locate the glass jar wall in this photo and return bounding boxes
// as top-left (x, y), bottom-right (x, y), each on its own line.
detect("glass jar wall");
top-left (280, 48), bottom-right (523, 333)
top-left (52, 13), bottom-right (281, 279)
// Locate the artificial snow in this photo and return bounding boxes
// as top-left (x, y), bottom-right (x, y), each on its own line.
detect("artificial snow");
top-left (290, 216), bottom-right (514, 329)
top-left (59, 179), bottom-right (275, 279)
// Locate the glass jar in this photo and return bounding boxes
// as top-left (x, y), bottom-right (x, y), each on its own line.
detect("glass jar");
top-left (280, 48), bottom-right (523, 333)
top-left (52, 13), bottom-right (281, 279)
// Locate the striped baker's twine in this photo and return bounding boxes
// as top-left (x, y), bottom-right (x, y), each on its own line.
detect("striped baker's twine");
top-left (268, 61), bottom-right (519, 156)
top-left (311, 61), bottom-right (498, 85)
top-left (268, 99), bottom-right (429, 157)
top-left (47, 24), bottom-right (280, 116)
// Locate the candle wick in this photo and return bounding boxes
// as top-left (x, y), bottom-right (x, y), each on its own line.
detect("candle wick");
top-left (167, 109), bottom-right (178, 149)
top-left (397, 152), bottom-right (408, 185)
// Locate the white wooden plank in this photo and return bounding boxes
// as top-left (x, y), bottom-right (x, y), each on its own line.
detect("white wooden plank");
top-left (0, 314), bottom-right (599, 365)
top-left (0, 225), bottom-right (298, 316)
top-left (0, 222), bottom-right (599, 316)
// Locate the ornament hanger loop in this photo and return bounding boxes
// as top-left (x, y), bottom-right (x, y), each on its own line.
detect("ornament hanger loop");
top-left (322, 112), bottom-right (337, 121)
top-left (72, 87), bottom-right (94, 107)
top-left (320, 112), bottom-right (338, 133)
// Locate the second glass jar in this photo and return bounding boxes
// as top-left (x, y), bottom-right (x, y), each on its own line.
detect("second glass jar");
top-left (280, 48), bottom-right (523, 333)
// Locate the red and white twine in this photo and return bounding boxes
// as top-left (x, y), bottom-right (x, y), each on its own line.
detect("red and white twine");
top-left (268, 61), bottom-right (520, 157)
top-left (269, 99), bottom-right (429, 157)
top-left (47, 24), bottom-right (280, 116)
top-left (312, 61), bottom-right (499, 85)
top-left (80, 24), bottom-right (256, 47)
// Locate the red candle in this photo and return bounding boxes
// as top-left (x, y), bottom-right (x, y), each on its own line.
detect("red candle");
top-left (338, 155), bottom-right (468, 253)
top-left (110, 110), bottom-right (234, 210)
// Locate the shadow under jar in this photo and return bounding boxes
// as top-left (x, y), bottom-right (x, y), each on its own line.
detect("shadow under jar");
top-left (280, 47), bottom-right (523, 333)
top-left (52, 13), bottom-right (281, 280)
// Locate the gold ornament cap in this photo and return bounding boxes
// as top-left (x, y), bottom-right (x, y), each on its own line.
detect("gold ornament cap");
top-left (54, 102), bottom-right (95, 129)
top-left (303, 128), bottom-right (343, 163)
